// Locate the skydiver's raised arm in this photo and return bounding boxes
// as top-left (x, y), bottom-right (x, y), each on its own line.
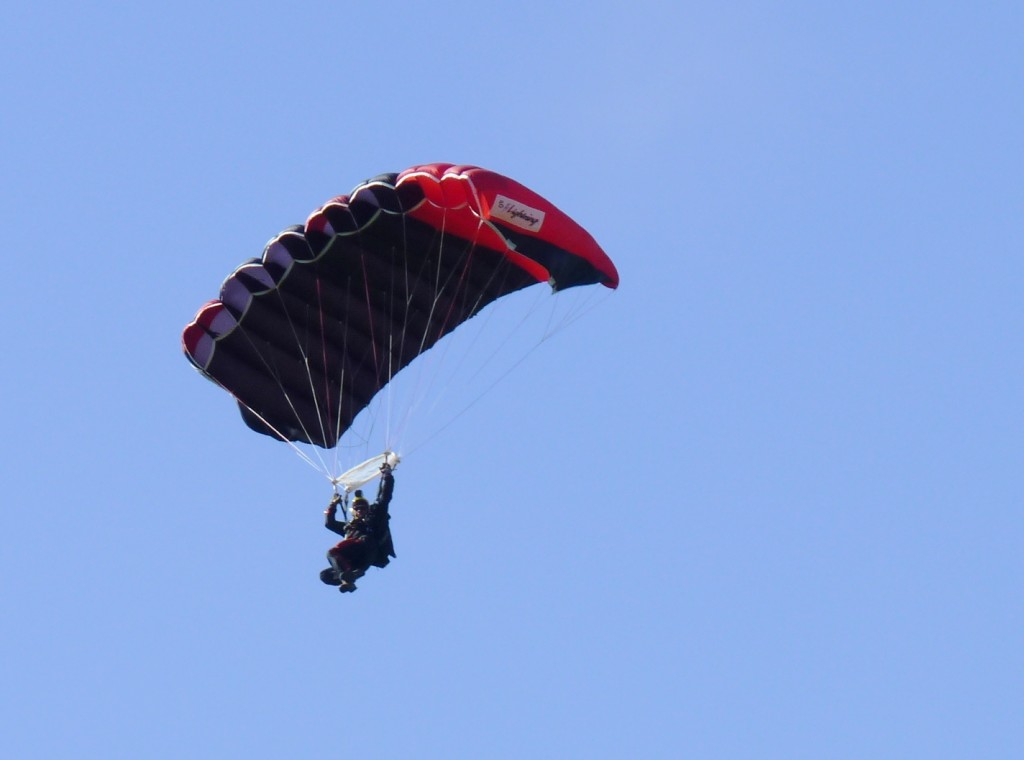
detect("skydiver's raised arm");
top-left (376, 467), bottom-right (395, 509)
top-left (324, 495), bottom-right (347, 536)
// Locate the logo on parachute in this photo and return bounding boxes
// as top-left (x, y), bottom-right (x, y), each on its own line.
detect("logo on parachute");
top-left (491, 194), bottom-right (545, 232)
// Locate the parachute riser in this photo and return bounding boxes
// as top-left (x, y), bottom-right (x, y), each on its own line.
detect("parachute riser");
top-left (330, 483), bottom-right (349, 520)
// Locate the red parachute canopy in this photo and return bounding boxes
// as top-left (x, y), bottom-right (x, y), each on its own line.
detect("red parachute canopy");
top-left (182, 163), bottom-right (618, 448)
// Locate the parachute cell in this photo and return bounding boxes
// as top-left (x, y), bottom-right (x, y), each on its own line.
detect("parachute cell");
top-left (182, 163), bottom-right (617, 452)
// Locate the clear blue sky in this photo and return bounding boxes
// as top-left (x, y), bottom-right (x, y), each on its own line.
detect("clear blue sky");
top-left (3, 2), bottom-right (1021, 758)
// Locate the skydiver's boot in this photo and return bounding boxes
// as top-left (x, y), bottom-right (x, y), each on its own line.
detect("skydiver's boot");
top-left (338, 571), bottom-right (358, 593)
top-left (320, 568), bottom-right (341, 586)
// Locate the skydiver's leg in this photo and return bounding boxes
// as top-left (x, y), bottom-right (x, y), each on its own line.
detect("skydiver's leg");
top-left (319, 567), bottom-right (341, 585)
top-left (322, 542), bottom-right (348, 585)
top-left (328, 539), bottom-right (357, 573)
top-left (338, 566), bottom-right (367, 592)
top-left (330, 538), bottom-right (370, 593)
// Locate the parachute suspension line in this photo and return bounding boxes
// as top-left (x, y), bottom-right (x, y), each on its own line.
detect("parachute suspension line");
top-left (539, 286), bottom-right (562, 343)
top-left (401, 221), bottom-right (517, 423)
top-left (315, 277), bottom-right (334, 445)
top-left (220, 302), bottom-right (332, 479)
top-left (454, 258), bottom-right (548, 386)
top-left (384, 261), bottom-right (403, 450)
top-left (461, 280), bottom-right (546, 388)
top-left (333, 248), bottom-right (396, 469)
top-left (387, 216), bottom-right (416, 450)
top-left (378, 207), bottom-right (458, 445)
top-left (328, 486), bottom-right (349, 520)
top-left (377, 260), bottom-right (395, 455)
top-left (271, 285), bottom-right (333, 475)
top-left (361, 203), bottom-right (439, 465)
top-left (370, 217), bottom-right (421, 451)
top-left (197, 365), bottom-right (317, 472)
top-left (328, 290), bottom-right (353, 478)
top-left (409, 271), bottom-right (547, 432)
top-left (325, 239), bottom-right (396, 476)
top-left (377, 209), bottom-right (447, 449)
top-left (388, 211), bottom-right (481, 445)
top-left (229, 391), bottom-right (332, 482)
top-left (357, 249), bottom-right (390, 459)
top-left (359, 252), bottom-right (380, 373)
top-left (430, 210), bottom-right (486, 354)
top-left (329, 280), bottom-right (374, 465)
top-left (410, 213), bottom-right (449, 362)
top-left (402, 242), bottom-right (611, 458)
top-left (403, 334), bottom-right (547, 459)
top-left (381, 229), bottom-right (406, 454)
top-left (539, 284), bottom-right (612, 342)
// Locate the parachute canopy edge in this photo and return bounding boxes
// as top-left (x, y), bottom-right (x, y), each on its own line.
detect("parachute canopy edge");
top-left (397, 163), bottom-right (619, 291)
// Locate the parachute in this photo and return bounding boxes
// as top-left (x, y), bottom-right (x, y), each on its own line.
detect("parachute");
top-left (182, 163), bottom-right (618, 482)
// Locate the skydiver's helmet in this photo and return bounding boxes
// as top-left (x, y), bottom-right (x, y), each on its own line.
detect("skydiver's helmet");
top-left (351, 490), bottom-right (369, 514)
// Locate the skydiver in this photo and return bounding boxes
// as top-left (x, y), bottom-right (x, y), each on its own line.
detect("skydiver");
top-left (320, 463), bottom-right (396, 593)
